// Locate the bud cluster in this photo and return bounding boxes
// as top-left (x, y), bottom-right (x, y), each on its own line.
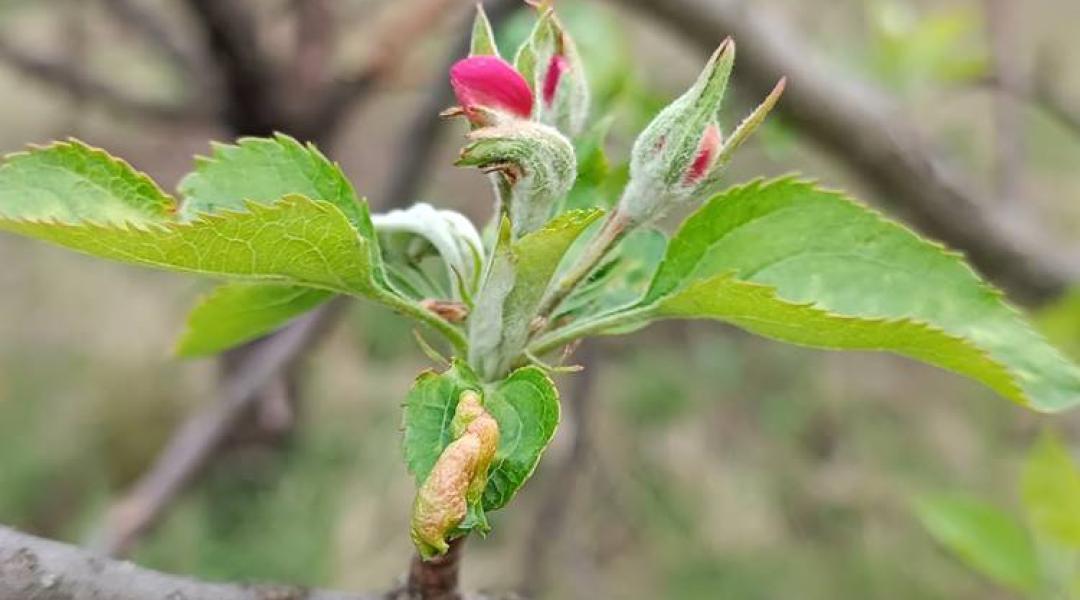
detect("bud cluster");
top-left (406, 2), bottom-right (785, 562)
top-left (446, 4), bottom-right (586, 239)
top-left (619, 40), bottom-right (785, 226)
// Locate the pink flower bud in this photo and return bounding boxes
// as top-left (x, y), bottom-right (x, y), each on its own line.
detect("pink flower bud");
top-left (542, 54), bottom-right (570, 106)
top-left (684, 124), bottom-right (723, 184)
top-left (450, 56), bottom-right (534, 125)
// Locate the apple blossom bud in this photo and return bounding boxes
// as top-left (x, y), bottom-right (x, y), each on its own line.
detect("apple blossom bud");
top-left (455, 120), bottom-right (576, 239)
top-left (684, 123), bottom-right (722, 185)
top-left (514, 9), bottom-right (590, 136)
top-left (618, 40), bottom-right (784, 226)
top-left (450, 56), bottom-right (534, 127)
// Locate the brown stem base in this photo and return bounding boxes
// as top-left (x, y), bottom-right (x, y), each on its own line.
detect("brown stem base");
top-left (396, 538), bottom-right (466, 600)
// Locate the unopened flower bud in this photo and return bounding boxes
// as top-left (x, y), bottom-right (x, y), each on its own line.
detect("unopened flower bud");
top-left (618, 39), bottom-right (785, 226)
top-left (450, 56), bottom-right (534, 127)
top-left (456, 121), bottom-right (576, 239)
top-left (514, 9), bottom-right (590, 136)
top-left (410, 391), bottom-right (499, 559)
top-left (684, 123), bottom-right (722, 185)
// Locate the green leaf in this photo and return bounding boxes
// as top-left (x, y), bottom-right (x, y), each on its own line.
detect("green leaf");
top-left (176, 283), bottom-right (333, 357)
top-left (178, 134), bottom-right (375, 241)
top-left (401, 363), bottom-right (560, 512)
top-left (0, 140), bottom-right (176, 224)
top-left (914, 493), bottom-right (1041, 594)
top-left (0, 194), bottom-right (377, 295)
top-left (511, 209), bottom-right (604, 324)
top-left (637, 177), bottom-right (1080, 411)
top-left (403, 361), bottom-right (484, 485)
top-left (1023, 431), bottom-right (1080, 547)
top-left (481, 366), bottom-right (560, 510)
top-left (469, 209), bottom-right (603, 379)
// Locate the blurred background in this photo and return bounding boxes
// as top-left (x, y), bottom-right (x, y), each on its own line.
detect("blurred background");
top-left (0, 0), bottom-right (1078, 598)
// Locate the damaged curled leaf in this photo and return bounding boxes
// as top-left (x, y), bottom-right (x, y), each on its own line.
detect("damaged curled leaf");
top-left (410, 391), bottom-right (499, 559)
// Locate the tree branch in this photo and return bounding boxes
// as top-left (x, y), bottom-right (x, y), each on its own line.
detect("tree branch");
top-left (984, 0), bottom-right (1026, 206)
top-left (0, 524), bottom-right (378, 600)
top-left (613, 0), bottom-right (1080, 304)
top-left (183, 0), bottom-right (281, 136)
top-left (86, 300), bottom-right (348, 557)
top-left (0, 36), bottom-right (207, 124)
top-left (304, 0), bottom-right (468, 143)
top-left (100, 0), bottom-right (205, 80)
top-left (288, 0), bottom-right (336, 103)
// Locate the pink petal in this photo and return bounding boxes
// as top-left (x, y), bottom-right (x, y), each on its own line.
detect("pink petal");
top-left (685, 124), bottom-right (723, 184)
top-left (542, 55), bottom-right (570, 106)
top-left (450, 56), bottom-right (534, 122)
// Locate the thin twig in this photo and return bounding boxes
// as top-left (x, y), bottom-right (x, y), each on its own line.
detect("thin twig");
top-left (183, 0), bottom-right (281, 136)
top-left (985, 0), bottom-right (1026, 207)
top-left (1, 524), bottom-right (379, 600)
top-left (304, 0), bottom-right (469, 143)
top-left (86, 300), bottom-right (348, 557)
top-left (379, 0), bottom-right (522, 209)
top-left (100, 0), bottom-right (205, 80)
top-left (0, 36), bottom-right (207, 124)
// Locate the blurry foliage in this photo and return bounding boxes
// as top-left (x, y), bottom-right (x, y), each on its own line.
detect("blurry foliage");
top-left (134, 427), bottom-right (362, 585)
top-left (917, 432), bottom-right (1080, 598)
top-left (861, 0), bottom-right (987, 93)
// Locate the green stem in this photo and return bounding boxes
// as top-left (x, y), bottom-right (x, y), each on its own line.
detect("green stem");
top-left (375, 289), bottom-right (468, 355)
top-left (533, 210), bottom-right (632, 325)
top-left (527, 305), bottom-right (655, 357)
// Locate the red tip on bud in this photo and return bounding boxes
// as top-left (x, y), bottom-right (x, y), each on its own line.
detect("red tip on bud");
top-left (684, 124), bottom-right (723, 184)
top-left (542, 54), bottom-right (570, 106)
top-left (450, 56), bottom-right (534, 124)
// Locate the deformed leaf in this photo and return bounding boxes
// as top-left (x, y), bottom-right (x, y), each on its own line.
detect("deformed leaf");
top-left (1022, 431), bottom-right (1080, 547)
top-left (401, 363), bottom-right (560, 513)
top-left (914, 493), bottom-right (1040, 594)
top-left (403, 361), bottom-right (484, 485)
top-left (0, 194), bottom-right (378, 295)
top-left (0, 140), bottom-right (176, 224)
top-left (632, 177), bottom-right (1080, 412)
top-left (481, 366), bottom-right (560, 510)
top-left (176, 283), bottom-right (332, 357)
